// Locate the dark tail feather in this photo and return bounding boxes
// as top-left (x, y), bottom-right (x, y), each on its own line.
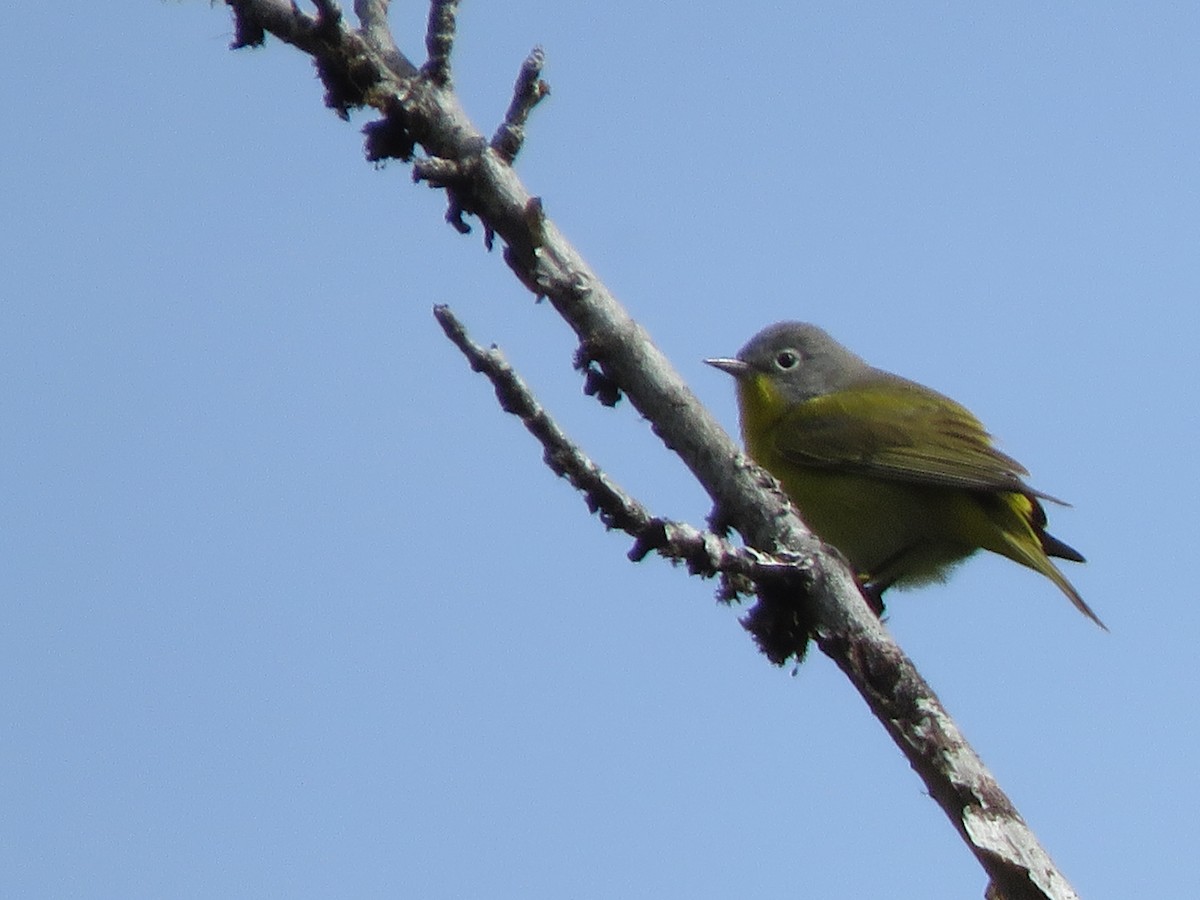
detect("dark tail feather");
top-left (1042, 532), bottom-right (1085, 563)
top-left (1011, 495), bottom-right (1103, 628)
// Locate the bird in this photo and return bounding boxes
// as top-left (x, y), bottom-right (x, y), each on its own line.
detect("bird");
top-left (706, 321), bottom-right (1104, 628)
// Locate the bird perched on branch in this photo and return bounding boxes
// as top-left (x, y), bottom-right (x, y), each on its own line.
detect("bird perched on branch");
top-left (707, 321), bottom-right (1103, 628)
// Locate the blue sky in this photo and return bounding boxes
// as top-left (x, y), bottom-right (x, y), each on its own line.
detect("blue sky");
top-left (3, 3), bottom-right (1197, 897)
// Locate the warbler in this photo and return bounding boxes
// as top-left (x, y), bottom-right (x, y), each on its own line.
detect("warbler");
top-left (706, 322), bottom-right (1103, 627)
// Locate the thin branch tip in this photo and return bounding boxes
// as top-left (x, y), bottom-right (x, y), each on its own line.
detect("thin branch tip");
top-left (312, 0), bottom-right (342, 26)
top-left (353, 0), bottom-right (388, 28)
top-left (491, 46), bottom-right (551, 162)
top-left (423, 0), bottom-right (460, 86)
top-left (353, 0), bottom-right (404, 68)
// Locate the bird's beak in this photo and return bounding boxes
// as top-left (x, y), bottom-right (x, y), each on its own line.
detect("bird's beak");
top-left (704, 357), bottom-right (752, 378)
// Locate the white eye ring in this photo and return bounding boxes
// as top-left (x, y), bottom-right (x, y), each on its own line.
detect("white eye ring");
top-left (774, 349), bottom-right (800, 370)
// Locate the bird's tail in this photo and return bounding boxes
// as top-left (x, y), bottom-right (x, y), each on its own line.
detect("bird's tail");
top-left (990, 494), bottom-right (1107, 630)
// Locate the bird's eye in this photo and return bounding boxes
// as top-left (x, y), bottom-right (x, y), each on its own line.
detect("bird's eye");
top-left (774, 349), bottom-right (800, 370)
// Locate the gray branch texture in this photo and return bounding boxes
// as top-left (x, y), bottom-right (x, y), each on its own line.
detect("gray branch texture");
top-left (209, 3), bottom-right (1082, 897)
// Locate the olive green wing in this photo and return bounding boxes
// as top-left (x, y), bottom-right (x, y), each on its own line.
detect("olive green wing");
top-left (772, 375), bottom-right (1050, 497)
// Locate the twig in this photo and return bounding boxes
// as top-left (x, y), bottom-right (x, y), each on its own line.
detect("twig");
top-left (353, 0), bottom-right (387, 32)
top-left (311, 0), bottom-right (341, 27)
top-left (491, 47), bottom-right (550, 163)
top-left (434, 304), bottom-right (646, 532)
top-left (433, 305), bottom-right (814, 588)
top-left (422, 0), bottom-right (459, 86)
top-left (353, 0), bottom-right (403, 72)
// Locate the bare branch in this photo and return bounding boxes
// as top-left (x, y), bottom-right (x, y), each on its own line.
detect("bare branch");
top-left (213, 4), bottom-right (1083, 896)
top-left (433, 305), bottom-right (814, 590)
top-left (434, 303), bottom-right (648, 531)
top-left (422, 0), bottom-right (459, 86)
top-left (491, 47), bottom-right (550, 163)
top-left (353, 0), bottom-right (404, 73)
top-left (353, 0), bottom-right (387, 31)
top-left (226, 0), bottom-right (415, 117)
top-left (311, 0), bottom-right (341, 27)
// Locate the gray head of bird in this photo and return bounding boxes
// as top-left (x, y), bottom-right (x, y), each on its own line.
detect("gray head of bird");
top-left (705, 321), bottom-right (872, 402)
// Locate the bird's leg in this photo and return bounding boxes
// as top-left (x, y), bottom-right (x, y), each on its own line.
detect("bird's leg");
top-left (859, 576), bottom-right (891, 618)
